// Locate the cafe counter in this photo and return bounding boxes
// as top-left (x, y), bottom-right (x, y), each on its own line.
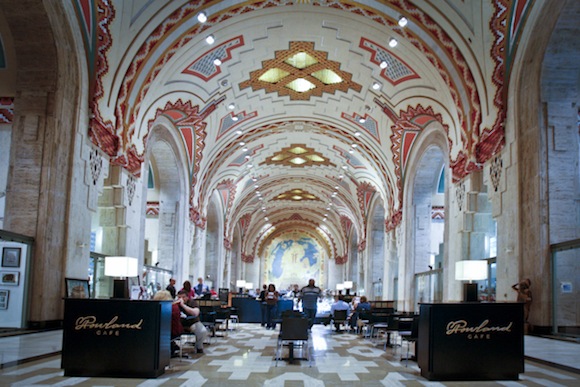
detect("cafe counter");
top-left (418, 302), bottom-right (524, 381)
top-left (61, 298), bottom-right (171, 378)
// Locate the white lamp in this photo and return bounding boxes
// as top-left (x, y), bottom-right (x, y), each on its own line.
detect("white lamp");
top-left (455, 260), bottom-right (487, 302)
top-left (336, 283), bottom-right (345, 294)
top-left (105, 256), bottom-right (138, 299)
top-left (343, 280), bottom-right (353, 295)
top-left (236, 280), bottom-right (246, 294)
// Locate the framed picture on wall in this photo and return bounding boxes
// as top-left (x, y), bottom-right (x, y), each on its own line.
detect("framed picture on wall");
top-left (0, 271), bottom-right (19, 286)
top-left (0, 289), bottom-right (9, 309)
top-left (65, 278), bottom-right (90, 299)
top-left (2, 247), bottom-right (21, 268)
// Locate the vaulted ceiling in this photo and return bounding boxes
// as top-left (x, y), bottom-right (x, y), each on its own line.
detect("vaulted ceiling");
top-left (83, 0), bottom-right (509, 260)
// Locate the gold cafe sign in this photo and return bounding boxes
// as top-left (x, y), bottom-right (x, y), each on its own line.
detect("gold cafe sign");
top-left (75, 315), bottom-right (144, 336)
top-left (446, 319), bottom-right (513, 340)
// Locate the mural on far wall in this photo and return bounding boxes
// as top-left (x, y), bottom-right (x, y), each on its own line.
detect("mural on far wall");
top-left (264, 234), bottom-right (325, 291)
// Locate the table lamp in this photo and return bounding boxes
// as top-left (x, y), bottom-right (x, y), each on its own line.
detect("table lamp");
top-left (455, 260), bottom-right (487, 302)
top-left (236, 280), bottom-right (246, 294)
top-left (343, 280), bottom-right (353, 295)
top-left (105, 256), bottom-right (138, 299)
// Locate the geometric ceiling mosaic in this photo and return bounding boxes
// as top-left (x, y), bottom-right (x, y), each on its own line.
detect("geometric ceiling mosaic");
top-left (273, 188), bottom-right (321, 202)
top-left (240, 41), bottom-right (362, 100)
top-left (260, 144), bottom-right (335, 168)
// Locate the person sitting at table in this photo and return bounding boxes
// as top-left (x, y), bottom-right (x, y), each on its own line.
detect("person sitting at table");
top-left (153, 290), bottom-right (183, 357)
top-left (330, 294), bottom-right (351, 332)
top-left (350, 295), bottom-right (371, 331)
top-left (176, 290), bottom-right (209, 354)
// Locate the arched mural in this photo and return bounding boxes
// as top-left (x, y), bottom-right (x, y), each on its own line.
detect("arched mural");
top-left (263, 233), bottom-right (326, 290)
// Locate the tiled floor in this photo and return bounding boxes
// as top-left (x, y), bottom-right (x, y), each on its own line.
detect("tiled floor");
top-left (0, 324), bottom-right (578, 386)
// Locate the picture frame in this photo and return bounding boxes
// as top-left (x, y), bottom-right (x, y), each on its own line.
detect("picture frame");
top-left (0, 271), bottom-right (19, 286)
top-left (65, 277), bottom-right (90, 299)
top-left (0, 289), bottom-right (9, 309)
top-left (2, 247), bottom-right (21, 268)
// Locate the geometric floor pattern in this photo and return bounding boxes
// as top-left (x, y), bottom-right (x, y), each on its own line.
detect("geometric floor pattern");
top-left (1, 323), bottom-right (579, 386)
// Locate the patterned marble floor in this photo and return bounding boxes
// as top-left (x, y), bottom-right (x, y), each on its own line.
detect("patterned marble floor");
top-left (0, 323), bottom-right (579, 386)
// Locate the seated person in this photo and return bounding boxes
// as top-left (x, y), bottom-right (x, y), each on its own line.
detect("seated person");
top-left (350, 295), bottom-right (371, 331)
top-left (153, 290), bottom-right (183, 357)
top-left (176, 290), bottom-right (209, 354)
top-left (330, 295), bottom-right (351, 332)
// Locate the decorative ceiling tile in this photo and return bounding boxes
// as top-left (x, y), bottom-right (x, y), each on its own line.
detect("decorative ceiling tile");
top-left (261, 143), bottom-right (335, 168)
top-left (240, 41), bottom-right (362, 100)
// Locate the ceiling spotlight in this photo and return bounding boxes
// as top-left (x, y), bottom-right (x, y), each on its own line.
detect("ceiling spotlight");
top-left (335, 186), bottom-right (339, 189)
top-left (255, 185), bottom-right (260, 189)
top-left (342, 166), bottom-right (348, 170)
top-left (349, 149), bottom-right (354, 154)
top-left (389, 38), bottom-right (398, 48)
top-left (239, 142), bottom-right (245, 146)
top-left (242, 147), bottom-right (248, 152)
top-left (338, 174), bottom-right (344, 179)
top-left (247, 164), bottom-right (253, 168)
top-left (245, 155), bottom-right (250, 160)
top-left (398, 16), bottom-right (408, 27)
top-left (252, 177), bottom-right (257, 182)
top-left (232, 116), bottom-right (239, 122)
top-left (372, 82), bottom-right (381, 90)
top-left (228, 103), bottom-right (235, 110)
top-left (358, 117), bottom-right (366, 124)
top-left (322, 218), bottom-right (327, 222)
top-left (236, 129), bottom-right (242, 135)
top-left (265, 217), bottom-right (269, 221)
top-left (351, 144), bottom-right (358, 148)
top-left (205, 34), bottom-right (215, 45)
top-left (213, 58), bottom-right (222, 66)
top-left (197, 12), bottom-right (207, 23)
top-left (326, 207), bottom-right (330, 210)
top-left (355, 131), bottom-right (361, 137)
top-left (380, 60), bottom-right (388, 69)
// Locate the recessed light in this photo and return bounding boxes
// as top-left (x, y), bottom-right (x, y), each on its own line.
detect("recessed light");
top-left (242, 147), bottom-right (248, 152)
top-left (245, 155), bottom-right (250, 160)
top-left (247, 164), bottom-right (253, 168)
top-left (358, 117), bottom-right (366, 124)
top-left (197, 12), bottom-right (207, 23)
top-left (355, 131), bottom-right (361, 137)
top-left (351, 144), bottom-right (358, 148)
top-left (213, 58), bottom-right (222, 66)
top-left (232, 116), bottom-right (239, 122)
top-left (239, 142), bottom-right (245, 146)
top-left (205, 35), bottom-right (215, 45)
top-left (349, 149), bottom-right (354, 154)
top-left (236, 130), bottom-right (242, 135)
top-left (380, 61), bottom-right (388, 69)
top-left (372, 82), bottom-right (381, 90)
top-left (342, 166), bottom-right (347, 170)
top-left (228, 103), bottom-right (235, 110)
top-left (389, 38), bottom-right (398, 48)
top-left (398, 16), bottom-right (408, 27)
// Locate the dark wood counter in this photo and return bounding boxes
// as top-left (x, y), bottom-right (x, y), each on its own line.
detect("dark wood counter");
top-left (418, 302), bottom-right (524, 381)
top-left (61, 299), bottom-right (171, 378)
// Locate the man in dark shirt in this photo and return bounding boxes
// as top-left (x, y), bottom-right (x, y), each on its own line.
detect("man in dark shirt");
top-left (166, 278), bottom-right (177, 298)
top-left (300, 279), bottom-right (321, 328)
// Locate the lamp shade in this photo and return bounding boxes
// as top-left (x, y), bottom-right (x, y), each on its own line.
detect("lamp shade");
top-left (343, 281), bottom-right (353, 289)
top-left (336, 283), bottom-right (345, 291)
top-left (236, 280), bottom-right (246, 288)
top-left (104, 256), bottom-right (138, 277)
top-left (455, 260), bottom-right (487, 281)
top-left (245, 282), bottom-right (254, 290)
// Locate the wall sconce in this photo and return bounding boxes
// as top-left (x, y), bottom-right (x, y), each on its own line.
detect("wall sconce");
top-left (236, 280), bottom-right (246, 294)
top-left (343, 281), bottom-right (353, 295)
top-left (104, 256), bottom-right (138, 299)
top-left (455, 260), bottom-right (487, 302)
